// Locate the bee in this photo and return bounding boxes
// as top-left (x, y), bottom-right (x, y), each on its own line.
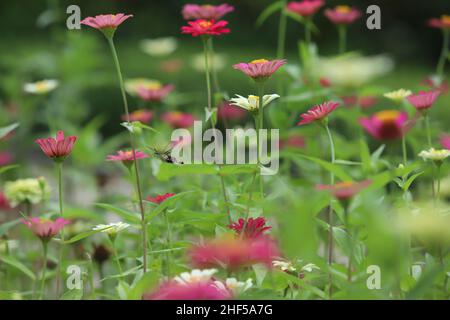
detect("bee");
top-left (149, 143), bottom-right (183, 165)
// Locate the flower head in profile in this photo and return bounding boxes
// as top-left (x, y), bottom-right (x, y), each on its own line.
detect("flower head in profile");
top-left (428, 15), bottom-right (450, 29)
top-left (35, 131), bottom-right (77, 162)
top-left (228, 217), bottom-right (272, 239)
top-left (143, 279), bottom-right (231, 300)
top-left (181, 19), bottom-right (230, 37)
top-left (440, 134), bottom-right (450, 150)
top-left (316, 180), bottom-right (372, 201)
top-left (233, 59), bottom-right (286, 82)
top-left (106, 150), bottom-right (149, 168)
top-left (418, 148), bottom-right (450, 164)
top-left (24, 79), bottom-right (58, 95)
top-left (147, 193), bottom-right (175, 204)
top-left (272, 260), bottom-right (297, 272)
top-left (81, 13), bottom-right (133, 37)
top-left (93, 221), bottom-right (130, 237)
top-left (286, 0), bottom-right (324, 17)
top-left (297, 101), bottom-right (339, 126)
top-left (182, 4), bottom-right (234, 20)
top-left (407, 90), bottom-right (440, 112)
top-left (359, 110), bottom-right (411, 141)
top-left (383, 89), bottom-right (412, 103)
top-left (140, 37), bottom-right (177, 57)
top-left (4, 177), bottom-right (50, 208)
top-left (125, 78), bottom-right (160, 96)
top-left (21, 217), bottom-right (70, 242)
top-left (161, 111), bottom-right (196, 128)
top-left (229, 94), bottom-right (280, 113)
top-left (122, 110), bottom-right (153, 123)
top-left (136, 82), bottom-right (174, 102)
top-left (324, 5), bottom-right (361, 25)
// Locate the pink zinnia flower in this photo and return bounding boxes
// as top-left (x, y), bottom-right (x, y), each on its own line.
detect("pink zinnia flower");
top-left (324, 5), bottom-right (361, 25)
top-left (359, 96), bottom-right (378, 109)
top-left (181, 19), bottom-right (230, 37)
top-left (21, 217), bottom-right (70, 241)
top-left (147, 193), bottom-right (176, 204)
top-left (217, 102), bottom-right (247, 121)
top-left (319, 77), bottom-right (331, 87)
top-left (286, 0), bottom-right (324, 17)
top-left (228, 217), bottom-right (271, 239)
top-left (122, 110), bottom-right (153, 123)
top-left (0, 192), bottom-right (11, 210)
top-left (182, 4), bottom-right (234, 20)
top-left (428, 15), bottom-right (450, 30)
top-left (189, 235), bottom-right (280, 271)
top-left (143, 280), bottom-right (231, 300)
top-left (0, 152), bottom-right (13, 166)
top-left (136, 84), bottom-right (174, 102)
top-left (81, 14), bottom-right (133, 34)
top-left (316, 180), bottom-right (372, 201)
top-left (280, 135), bottom-right (306, 149)
top-left (107, 150), bottom-right (149, 167)
top-left (407, 90), bottom-right (440, 111)
top-left (440, 134), bottom-right (450, 150)
top-left (35, 131), bottom-right (77, 162)
top-left (359, 110), bottom-right (411, 141)
top-left (161, 111), bottom-right (196, 128)
top-left (233, 59), bottom-right (286, 81)
top-left (297, 101), bottom-right (339, 126)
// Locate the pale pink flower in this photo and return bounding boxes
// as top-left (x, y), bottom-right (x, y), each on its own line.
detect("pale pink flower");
top-left (161, 112), bottom-right (196, 128)
top-left (81, 13), bottom-right (133, 30)
top-left (35, 131), bottom-right (77, 162)
top-left (233, 59), bottom-right (286, 81)
top-left (143, 280), bottom-right (231, 300)
top-left (440, 134), bottom-right (450, 150)
top-left (297, 101), bottom-right (339, 126)
top-left (136, 84), bottom-right (174, 102)
top-left (122, 110), bottom-right (153, 123)
top-left (316, 180), bottom-right (372, 201)
top-left (407, 90), bottom-right (440, 111)
top-left (182, 4), bottom-right (234, 20)
top-left (324, 6), bottom-right (361, 25)
top-left (21, 217), bottom-right (70, 241)
top-left (106, 150), bottom-right (149, 167)
top-left (286, 0), bottom-right (324, 17)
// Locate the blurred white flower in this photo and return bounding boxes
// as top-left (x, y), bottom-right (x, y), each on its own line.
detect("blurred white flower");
top-left (140, 37), bottom-right (177, 57)
top-left (230, 94), bottom-right (280, 112)
top-left (23, 79), bottom-right (58, 94)
top-left (383, 89), bottom-right (412, 103)
top-left (272, 260), bottom-right (296, 272)
top-left (174, 269), bottom-right (217, 284)
top-left (214, 278), bottom-right (253, 295)
top-left (191, 52), bottom-right (226, 72)
top-left (301, 263), bottom-right (320, 273)
top-left (93, 222), bottom-right (130, 236)
top-left (418, 148), bottom-right (450, 163)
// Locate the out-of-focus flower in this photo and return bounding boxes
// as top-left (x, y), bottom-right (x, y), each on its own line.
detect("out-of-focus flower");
top-left (229, 94), bottom-right (280, 112)
top-left (383, 89), bottom-right (412, 103)
top-left (147, 193), bottom-right (175, 204)
top-left (23, 79), bottom-right (58, 95)
top-left (422, 76), bottom-right (449, 95)
top-left (359, 110), bottom-right (410, 141)
top-left (143, 280), bottom-right (231, 300)
top-left (21, 217), bottom-right (70, 241)
top-left (125, 78), bottom-right (161, 96)
top-left (316, 180), bottom-right (372, 201)
top-left (160, 59), bottom-right (183, 73)
top-left (106, 150), bottom-right (149, 167)
top-left (297, 101), bottom-right (339, 126)
top-left (136, 83), bottom-right (174, 102)
top-left (286, 0), bottom-right (324, 17)
top-left (319, 77), bottom-right (331, 87)
top-left (217, 102), bottom-right (247, 121)
top-left (188, 235), bottom-right (280, 271)
top-left (407, 90), bottom-right (440, 112)
top-left (428, 15), bottom-right (450, 29)
top-left (359, 96), bottom-right (378, 109)
top-left (214, 278), bottom-right (253, 296)
top-left (0, 192), bottom-right (11, 210)
top-left (228, 217), bottom-right (271, 239)
top-left (81, 13), bottom-right (133, 37)
top-left (0, 152), bottom-right (13, 166)
top-left (161, 111), bottom-right (196, 128)
top-left (35, 131), bottom-right (77, 162)
top-left (92, 243), bottom-right (111, 266)
top-left (280, 135), bottom-right (306, 149)
top-left (174, 269), bottom-right (217, 284)
top-left (4, 177), bottom-right (50, 207)
top-left (341, 95), bottom-right (358, 107)
top-left (181, 19), bottom-right (230, 37)
top-left (418, 148), bottom-right (450, 163)
top-left (233, 59), bottom-right (286, 81)
top-left (192, 52), bottom-right (226, 72)
top-left (93, 221), bottom-right (130, 236)
top-left (272, 260), bottom-right (296, 272)
top-left (324, 5), bottom-right (361, 25)
top-left (182, 4), bottom-right (234, 20)
top-left (122, 110), bottom-right (153, 123)
top-left (440, 134), bottom-right (450, 150)
top-left (301, 263), bottom-right (320, 273)
top-left (140, 37), bottom-right (177, 57)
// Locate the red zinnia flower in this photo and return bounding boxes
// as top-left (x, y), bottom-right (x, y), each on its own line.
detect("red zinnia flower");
top-left (21, 217), bottom-right (70, 241)
top-left (286, 0), bottom-right (324, 17)
top-left (143, 280), bottom-right (231, 300)
top-left (35, 131), bottom-right (77, 162)
top-left (181, 19), bottom-right (230, 37)
top-left (81, 13), bottom-right (133, 30)
top-left (359, 110), bottom-right (411, 141)
top-left (319, 77), bottom-right (331, 87)
top-left (324, 5), bottom-right (361, 25)
top-left (297, 101), bottom-right (339, 126)
top-left (0, 192), bottom-right (11, 210)
top-left (407, 90), bottom-right (440, 111)
top-left (0, 152), bottom-right (13, 166)
top-left (428, 15), bottom-right (450, 30)
top-left (182, 4), bottom-right (234, 20)
top-left (228, 217), bottom-right (272, 239)
top-left (161, 111), bottom-right (196, 128)
top-left (106, 150), bottom-right (149, 167)
top-left (122, 110), bottom-right (153, 123)
top-left (136, 84), bottom-right (174, 102)
top-left (147, 193), bottom-right (176, 204)
top-left (440, 134), bottom-right (450, 150)
top-left (233, 59), bottom-right (286, 81)
top-left (316, 180), bottom-right (372, 201)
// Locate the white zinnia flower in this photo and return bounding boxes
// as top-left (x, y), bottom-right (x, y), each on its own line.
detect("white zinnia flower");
top-left (418, 148), bottom-right (450, 163)
top-left (174, 269), bottom-right (217, 284)
top-left (23, 79), bottom-right (58, 94)
top-left (229, 94), bottom-right (280, 112)
top-left (272, 260), bottom-right (296, 272)
top-left (93, 222), bottom-right (130, 235)
top-left (140, 37), bottom-right (178, 57)
top-left (383, 89), bottom-right (412, 103)
top-left (214, 278), bottom-right (253, 295)
top-left (301, 263), bottom-right (320, 273)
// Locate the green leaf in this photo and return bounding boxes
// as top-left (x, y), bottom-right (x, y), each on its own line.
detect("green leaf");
top-left (63, 226), bottom-right (112, 244)
top-left (127, 271), bottom-right (159, 300)
top-left (359, 139), bottom-right (372, 173)
top-left (0, 219), bottom-right (20, 237)
top-left (95, 203), bottom-right (141, 224)
top-left (0, 256), bottom-right (36, 280)
top-left (0, 164), bottom-right (19, 175)
top-left (60, 289), bottom-right (83, 300)
top-left (256, 1), bottom-right (284, 27)
top-left (0, 123), bottom-right (19, 139)
top-left (298, 155), bottom-right (353, 181)
top-left (154, 163), bottom-right (257, 181)
top-left (403, 171), bottom-right (424, 191)
top-left (145, 191), bottom-right (195, 222)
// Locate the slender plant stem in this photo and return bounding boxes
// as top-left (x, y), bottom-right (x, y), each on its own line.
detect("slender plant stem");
top-left (39, 241), bottom-right (48, 300)
top-left (344, 208), bottom-right (353, 282)
top-left (304, 18), bottom-right (312, 45)
top-left (437, 30), bottom-right (449, 78)
top-left (107, 36), bottom-right (148, 273)
top-left (163, 209), bottom-right (172, 276)
top-left (325, 123), bottom-right (335, 298)
top-left (208, 39), bottom-right (221, 94)
top-left (436, 164), bottom-right (441, 203)
top-left (257, 85), bottom-right (265, 203)
top-left (56, 161), bottom-right (64, 297)
top-left (402, 136), bottom-right (408, 165)
top-left (110, 237), bottom-right (123, 275)
top-left (424, 114), bottom-right (436, 200)
top-left (338, 25), bottom-right (347, 54)
top-left (277, 2), bottom-right (288, 59)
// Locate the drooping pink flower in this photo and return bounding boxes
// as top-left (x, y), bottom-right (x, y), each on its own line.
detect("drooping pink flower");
top-left (359, 110), bottom-right (411, 141)
top-left (21, 217), bottom-right (70, 241)
top-left (286, 0), bottom-right (324, 17)
top-left (147, 193), bottom-right (176, 204)
top-left (324, 5), bottom-right (361, 25)
top-left (316, 180), bottom-right (372, 201)
top-left (217, 102), bottom-right (247, 121)
top-left (182, 4), bottom-right (234, 20)
top-left (0, 192), bottom-right (11, 210)
top-left (297, 101), bottom-right (339, 126)
top-left (422, 77), bottom-right (449, 95)
top-left (440, 134), bottom-right (450, 150)
top-left (106, 150), bottom-right (149, 167)
top-left (233, 59), bottom-right (286, 81)
top-left (35, 131), bottom-right (77, 162)
top-left (280, 135), bottom-right (306, 149)
top-left (161, 111), bottom-right (196, 128)
top-left (189, 235), bottom-right (280, 271)
top-left (122, 110), bottom-right (153, 123)
top-left (228, 217), bottom-right (271, 239)
top-left (407, 91), bottom-right (440, 111)
top-left (143, 280), bottom-right (231, 300)
top-left (81, 14), bottom-right (133, 31)
top-left (0, 152), bottom-right (13, 166)
top-left (136, 84), bottom-right (174, 102)
top-left (181, 19), bottom-right (230, 37)
top-left (428, 15), bottom-right (450, 30)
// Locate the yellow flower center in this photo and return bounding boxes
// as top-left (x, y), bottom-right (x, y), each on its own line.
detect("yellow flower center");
top-left (123, 151), bottom-right (133, 158)
top-left (336, 5), bottom-right (351, 13)
top-left (199, 20), bottom-right (213, 28)
top-left (144, 81), bottom-right (162, 90)
top-left (35, 81), bottom-right (49, 91)
top-left (441, 15), bottom-right (450, 24)
top-left (201, 5), bottom-right (214, 9)
top-left (375, 110), bottom-right (400, 123)
top-left (335, 181), bottom-right (354, 189)
top-left (250, 59), bottom-right (269, 64)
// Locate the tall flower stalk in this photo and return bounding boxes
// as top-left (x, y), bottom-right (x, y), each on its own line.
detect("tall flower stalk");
top-left (436, 29), bottom-right (449, 78)
top-left (277, 1), bottom-right (288, 59)
top-left (39, 241), bottom-right (48, 300)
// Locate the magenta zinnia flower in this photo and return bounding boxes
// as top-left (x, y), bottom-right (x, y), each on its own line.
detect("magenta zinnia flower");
top-left (81, 13), bottom-right (133, 30)
top-left (407, 90), bottom-right (440, 111)
top-left (181, 19), bottom-right (230, 37)
top-left (143, 280), bottom-right (231, 300)
top-left (136, 84), bottom-right (174, 102)
top-left (297, 101), bottom-right (339, 126)
top-left (324, 5), bottom-right (361, 25)
top-left (428, 15), bottom-right (450, 29)
top-left (122, 110), bottom-right (153, 123)
top-left (107, 150), bottom-right (149, 167)
top-left (287, 0), bottom-right (324, 17)
top-left (147, 193), bottom-right (176, 204)
top-left (233, 59), bottom-right (286, 81)
top-left (161, 111), bottom-right (196, 128)
top-left (182, 4), bottom-right (234, 20)
top-left (280, 135), bottom-right (306, 149)
top-left (359, 110), bottom-right (411, 141)
top-left (217, 102), bottom-right (247, 121)
top-left (35, 131), bottom-right (77, 162)
top-left (228, 217), bottom-right (271, 239)
top-left (316, 180), bottom-right (372, 201)
top-left (21, 217), bottom-right (70, 241)
top-left (440, 134), bottom-right (450, 150)
top-left (0, 152), bottom-right (13, 166)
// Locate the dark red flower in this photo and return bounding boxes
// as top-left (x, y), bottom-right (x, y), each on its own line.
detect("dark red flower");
top-left (147, 193), bottom-right (175, 204)
top-left (228, 217), bottom-right (271, 239)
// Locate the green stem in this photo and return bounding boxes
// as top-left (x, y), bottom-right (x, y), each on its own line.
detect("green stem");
top-left (39, 241), bottom-right (48, 300)
top-left (208, 39), bottom-right (221, 94)
top-left (304, 18), bottom-right (312, 45)
top-left (344, 207), bottom-right (353, 282)
top-left (425, 114), bottom-right (432, 148)
top-left (402, 136), bottom-right (408, 166)
top-left (56, 162), bottom-right (64, 297)
top-left (110, 237), bottom-right (123, 275)
top-left (277, 3), bottom-right (288, 59)
top-left (437, 30), bottom-right (449, 78)
top-left (257, 85), bottom-right (265, 203)
top-left (163, 209), bottom-right (172, 277)
top-left (107, 36), bottom-right (148, 273)
top-left (338, 25), bottom-right (347, 54)
top-left (436, 164), bottom-right (441, 203)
